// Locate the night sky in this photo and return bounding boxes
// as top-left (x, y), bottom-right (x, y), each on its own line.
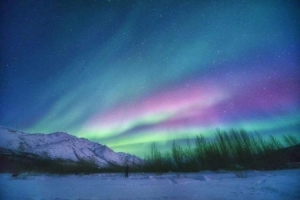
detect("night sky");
top-left (1, 1), bottom-right (299, 156)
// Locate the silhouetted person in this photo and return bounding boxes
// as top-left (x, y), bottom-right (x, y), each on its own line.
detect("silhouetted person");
top-left (125, 165), bottom-right (129, 178)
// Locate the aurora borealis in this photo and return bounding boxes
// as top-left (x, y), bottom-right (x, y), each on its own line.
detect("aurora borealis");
top-left (1, 1), bottom-right (299, 156)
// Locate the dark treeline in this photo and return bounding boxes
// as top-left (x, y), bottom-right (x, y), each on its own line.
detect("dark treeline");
top-left (0, 150), bottom-right (144, 175)
top-left (143, 129), bottom-right (300, 172)
top-left (0, 151), bottom-right (102, 175)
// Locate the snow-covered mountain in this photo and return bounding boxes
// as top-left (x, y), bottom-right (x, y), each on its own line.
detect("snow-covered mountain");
top-left (0, 127), bottom-right (144, 168)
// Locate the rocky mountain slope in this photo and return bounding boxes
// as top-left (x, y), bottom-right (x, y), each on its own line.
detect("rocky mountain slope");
top-left (0, 127), bottom-right (143, 168)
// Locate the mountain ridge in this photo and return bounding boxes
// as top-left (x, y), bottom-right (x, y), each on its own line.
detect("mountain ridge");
top-left (0, 126), bottom-right (144, 168)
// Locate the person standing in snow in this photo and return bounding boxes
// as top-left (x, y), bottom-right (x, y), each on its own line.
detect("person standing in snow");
top-left (125, 165), bottom-right (129, 178)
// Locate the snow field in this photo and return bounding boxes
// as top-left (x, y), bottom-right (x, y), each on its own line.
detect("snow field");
top-left (0, 169), bottom-right (299, 200)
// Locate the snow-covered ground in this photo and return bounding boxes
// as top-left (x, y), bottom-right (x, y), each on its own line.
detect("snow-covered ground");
top-left (0, 169), bottom-right (299, 200)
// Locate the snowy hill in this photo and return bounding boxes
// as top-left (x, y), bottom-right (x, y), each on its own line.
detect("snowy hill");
top-left (0, 127), bottom-right (143, 168)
